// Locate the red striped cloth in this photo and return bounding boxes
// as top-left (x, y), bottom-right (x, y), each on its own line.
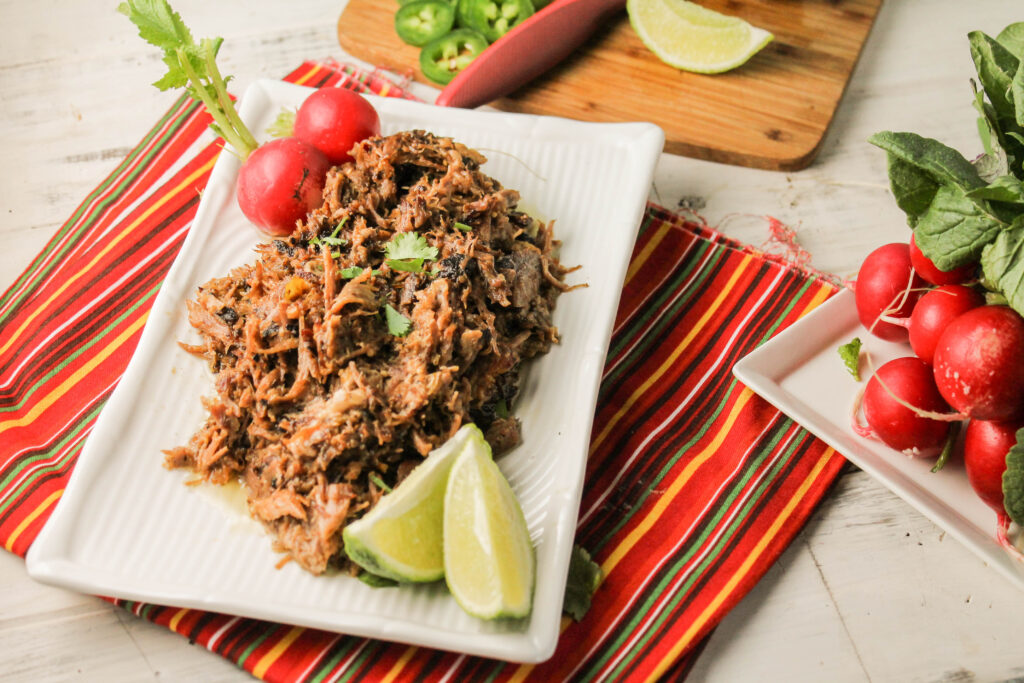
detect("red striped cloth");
top-left (0, 60), bottom-right (845, 681)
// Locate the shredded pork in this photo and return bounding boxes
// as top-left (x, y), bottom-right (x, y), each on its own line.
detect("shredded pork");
top-left (166, 131), bottom-right (574, 574)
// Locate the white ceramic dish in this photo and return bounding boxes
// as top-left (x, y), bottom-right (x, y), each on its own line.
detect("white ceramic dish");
top-left (733, 288), bottom-right (1024, 592)
top-left (26, 80), bottom-right (665, 662)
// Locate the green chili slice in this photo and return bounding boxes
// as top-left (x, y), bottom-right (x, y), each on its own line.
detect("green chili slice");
top-left (395, 0), bottom-right (456, 47)
top-left (418, 29), bottom-right (489, 85)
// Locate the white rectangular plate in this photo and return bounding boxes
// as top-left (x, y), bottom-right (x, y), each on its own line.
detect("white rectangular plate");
top-left (734, 288), bottom-right (1024, 592)
top-left (26, 79), bottom-right (665, 662)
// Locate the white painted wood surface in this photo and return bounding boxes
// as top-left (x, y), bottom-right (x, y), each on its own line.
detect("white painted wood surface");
top-left (2, 1), bottom-right (1024, 681)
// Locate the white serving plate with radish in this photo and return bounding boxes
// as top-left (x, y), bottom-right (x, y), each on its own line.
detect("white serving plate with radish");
top-left (734, 288), bottom-right (1024, 592)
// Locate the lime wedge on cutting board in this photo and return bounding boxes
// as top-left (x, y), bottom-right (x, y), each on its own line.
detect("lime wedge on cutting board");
top-left (342, 424), bottom-right (482, 583)
top-left (443, 435), bottom-right (535, 620)
top-left (627, 0), bottom-right (773, 74)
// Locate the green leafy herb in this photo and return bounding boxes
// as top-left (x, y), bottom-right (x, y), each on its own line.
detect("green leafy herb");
top-left (267, 107), bottom-right (296, 138)
top-left (1001, 426), bottom-right (1024, 526)
top-left (980, 217), bottom-right (1024, 315)
top-left (357, 571), bottom-right (398, 588)
top-left (310, 219), bottom-right (348, 252)
top-left (368, 472), bottom-right (393, 492)
top-left (837, 337), bottom-right (862, 381)
top-left (455, 221), bottom-right (472, 232)
top-left (495, 399), bottom-right (510, 419)
top-left (562, 545), bottom-right (602, 621)
top-left (384, 304), bottom-right (412, 337)
top-left (997, 22), bottom-right (1024, 59)
top-left (384, 232), bottom-right (439, 273)
top-left (118, 0), bottom-right (258, 158)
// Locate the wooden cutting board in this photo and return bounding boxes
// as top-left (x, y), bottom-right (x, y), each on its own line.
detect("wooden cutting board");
top-left (338, 0), bottom-right (883, 171)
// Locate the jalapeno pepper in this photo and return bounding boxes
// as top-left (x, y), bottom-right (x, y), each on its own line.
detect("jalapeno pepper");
top-left (395, 0), bottom-right (456, 47)
top-left (461, 0), bottom-right (534, 43)
top-left (419, 29), bottom-right (489, 85)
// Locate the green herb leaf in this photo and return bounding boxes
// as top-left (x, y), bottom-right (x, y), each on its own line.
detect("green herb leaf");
top-left (869, 131), bottom-right (986, 193)
top-left (495, 399), bottom-right (510, 419)
top-left (340, 266), bottom-right (364, 278)
top-left (368, 472), bottom-right (393, 492)
top-left (562, 545), bottom-right (602, 621)
top-left (970, 30), bottom-right (1020, 121)
top-left (913, 184), bottom-right (1005, 271)
top-left (357, 571), bottom-right (399, 588)
top-left (1001, 427), bottom-right (1024, 526)
top-left (267, 107), bottom-right (296, 138)
top-left (1014, 59), bottom-right (1024, 128)
top-left (998, 22), bottom-right (1024, 59)
top-left (386, 258), bottom-right (425, 273)
top-left (966, 175), bottom-right (1024, 205)
top-left (838, 337), bottom-right (862, 382)
top-left (385, 232), bottom-right (438, 260)
top-left (981, 217), bottom-right (1024, 316)
top-left (885, 156), bottom-right (941, 226)
top-left (384, 304), bottom-right (412, 337)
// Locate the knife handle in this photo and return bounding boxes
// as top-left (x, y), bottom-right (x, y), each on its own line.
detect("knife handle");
top-left (435, 0), bottom-right (627, 109)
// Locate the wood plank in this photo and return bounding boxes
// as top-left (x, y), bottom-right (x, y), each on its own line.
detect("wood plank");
top-left (338, 0), bottom-right (883, 170)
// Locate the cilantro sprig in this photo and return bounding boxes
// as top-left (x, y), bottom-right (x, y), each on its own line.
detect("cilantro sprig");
top-left (310, 220), bottom-right (348, 257)
top-left (384, 304), bottom-right (412, 337)
top-left (385, 232), bottom-right (439, 273)
top-left (118, 0), bottom-right (259, 159)
top-left (838, 337), bottom-right (862, 381)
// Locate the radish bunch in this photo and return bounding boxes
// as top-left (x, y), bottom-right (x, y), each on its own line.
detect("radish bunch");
top-left (850, 241), bottom-right (1024, 554)
top-left (120, 0), bottom-right (381, 236)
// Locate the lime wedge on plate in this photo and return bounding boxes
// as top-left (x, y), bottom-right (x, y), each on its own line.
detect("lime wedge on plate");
top-left (627, 0), bottom-right (773, 74)
top-left (443, 435), bottom-right (535, 619)
top-left (343, 424), bottom-right (482, 582)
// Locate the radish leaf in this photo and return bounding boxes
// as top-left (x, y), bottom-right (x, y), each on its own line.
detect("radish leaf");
top-left (1001, 427), bottom-right (1024, 526)
top-left (981, 218), bottom-right (1024, 315)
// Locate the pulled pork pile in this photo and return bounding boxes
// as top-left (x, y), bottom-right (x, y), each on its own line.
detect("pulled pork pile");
top-left (166, 131), bottom-right (573, 574)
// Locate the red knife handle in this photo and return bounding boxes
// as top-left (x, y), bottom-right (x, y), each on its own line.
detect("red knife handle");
top-left (435, 0), bottom-right (627, 109)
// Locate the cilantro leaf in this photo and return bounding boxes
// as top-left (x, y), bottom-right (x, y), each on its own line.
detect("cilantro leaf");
top-left (562, 545), bottom-right (602, 621)
top-left (385, 232), bottom-right (438, 272)
top-left (838, 337), bottom-right (862, 381)
top-left (384, 304), bottom-right (412, 337)
top-left (368, 472), bottom-right (392, 493)
top-left (1002, 427), bottom-right (1024, 526)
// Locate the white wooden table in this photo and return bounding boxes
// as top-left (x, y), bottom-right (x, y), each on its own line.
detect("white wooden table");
top-left (3, 1), bottom-right (1024, 680)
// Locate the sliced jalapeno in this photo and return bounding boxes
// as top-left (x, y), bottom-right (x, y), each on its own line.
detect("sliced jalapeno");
top-left (419, 28), bottom-right (489, 85)
top-left (462, 0), bottom-right (534, 42)
top-left (395, 0), bottom-right (456, 46)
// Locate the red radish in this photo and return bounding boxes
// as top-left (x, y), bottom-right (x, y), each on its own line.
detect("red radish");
top-left (120, 0), bottom-right (375, 236)
top-left (294, 88), bottom-right (382, 166)
top-left (963, 418), bottom-right (1022, 512)
top-left (963, 418), bottom-right (1024, 560)
top-left (236, 138), bottom-right (330, 236)
top-left (854, 243), bottom-right (926, 342)
top-left (862, 357), bottom-right (953, 458)
top-left (909, 233), bottom-right (975, 285)
top-left (933, 306), bottom-right (1024, 421)
top-left (908, 284), bottom-right (985, 364)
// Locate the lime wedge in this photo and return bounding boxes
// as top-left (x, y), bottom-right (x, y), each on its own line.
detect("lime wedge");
top-left (342, 424), bottom-right (482, 582)
top-left (443, 437), bottom-right (535, 619)
top-left (627, 0), bottom-right (773, 74)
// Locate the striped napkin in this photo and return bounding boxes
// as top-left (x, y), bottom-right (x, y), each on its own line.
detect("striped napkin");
top-left (0, 60), bottom-right (845, 681)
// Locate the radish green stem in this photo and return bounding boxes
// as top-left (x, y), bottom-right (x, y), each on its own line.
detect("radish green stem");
top-left (204, 42), bottom-right (258, 156)
top-left (930, 423), bottom-right (959, 473)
